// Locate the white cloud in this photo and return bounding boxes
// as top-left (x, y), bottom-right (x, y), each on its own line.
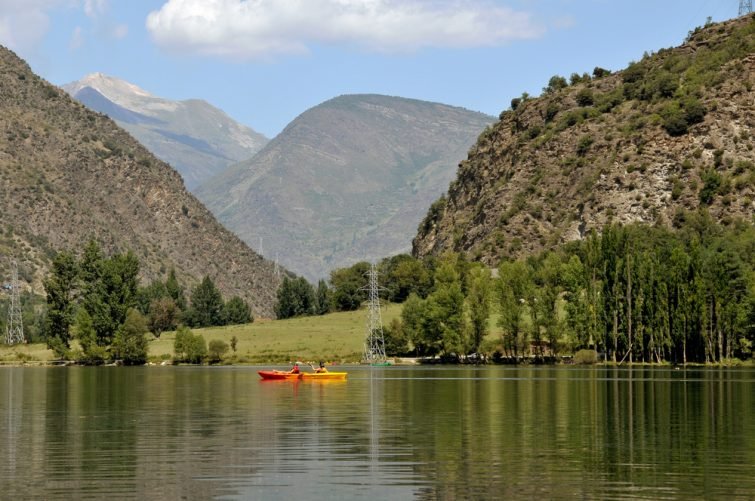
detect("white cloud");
top-left (83, 0), bottom-right (106, 18)
top-left (69, 25), bottom-right (83, 49)
top-left (0, 0), bottom-right (60, 52)
top-left (146, 0), bottom-right (544, 59)
top-left (111, 23), bottom-right (128, 39)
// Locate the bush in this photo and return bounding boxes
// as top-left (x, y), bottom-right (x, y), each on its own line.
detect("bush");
top-left (576, 88), bottom-right (594, 107)
top-left (576, 135), bottom-right (594, 156)
top-left (660, 101), bottom-right (688, 136)
top-left (545, 102), bottom-right (560, 123)
top-left (592, 67), bottom-right (611, 78)
top-left (208, 339), bottom-right (229, 364)
top-left (544, 75), bottom-right (568, 94)
top-left (174, 326), bottom-right (207, 364)
top-left (682, 96), bottom-right (706, 125)
top-left (699, 169), bottom-right (722, 205)
top-left (574, 349), bottom-right (598, 365)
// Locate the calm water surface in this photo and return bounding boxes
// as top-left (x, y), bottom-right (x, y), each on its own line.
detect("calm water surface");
top-left (1, 366), bottom-right (753, 499)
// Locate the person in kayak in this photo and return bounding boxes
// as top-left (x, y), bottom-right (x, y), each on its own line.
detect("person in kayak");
top-left (314, 361), bottom-right (328, 373)
top-left (289, 362), bottom-right (300, 374)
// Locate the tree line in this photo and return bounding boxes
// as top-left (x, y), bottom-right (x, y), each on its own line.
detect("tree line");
top-left (282, 213), bottom-right (754, 365)
top-left (41, 240), bottom-right (252, 364)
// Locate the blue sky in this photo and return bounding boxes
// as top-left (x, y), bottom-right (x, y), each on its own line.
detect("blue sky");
top-left (0, 0), bottom-right (743, 138)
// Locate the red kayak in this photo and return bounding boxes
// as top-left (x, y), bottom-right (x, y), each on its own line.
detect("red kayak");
top-left (258, 370), bottom-right (302, 380)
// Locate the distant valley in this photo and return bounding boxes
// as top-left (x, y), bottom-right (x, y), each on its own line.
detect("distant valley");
top-left (63, 73), bottom-right (268, 190)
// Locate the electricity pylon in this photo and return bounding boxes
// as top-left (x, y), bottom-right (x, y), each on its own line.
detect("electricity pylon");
top-left (740, 0), bottom-right (753, 16)
top-left (5, 260), bottom-right (24, 345)
top-left (361, 264), bottom-right (387, 364)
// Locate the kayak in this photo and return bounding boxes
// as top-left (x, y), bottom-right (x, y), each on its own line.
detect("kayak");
top-left (258, 370), bottom-right (302, 380)
top-left (300, 371), bottom-right (347, 380)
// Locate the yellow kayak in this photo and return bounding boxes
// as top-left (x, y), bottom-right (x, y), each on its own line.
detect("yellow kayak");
top-left (300, 371), bottom-right (347, 380)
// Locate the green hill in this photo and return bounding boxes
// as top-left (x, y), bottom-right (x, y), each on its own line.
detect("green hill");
top-left (414, 15), bottom-right (755, 264)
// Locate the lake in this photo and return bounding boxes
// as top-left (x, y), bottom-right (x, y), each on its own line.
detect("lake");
top-left (1, 365), bottom-right (753, 499)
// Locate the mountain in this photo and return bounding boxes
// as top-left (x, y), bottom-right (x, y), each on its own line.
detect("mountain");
top-left (63, 73), bottom-right (268, 190)
top-left (196, 94), bottom-right (494, 281)
top-left (413, 15), bottom-right (755, 264)
top-left (0, 47), bottom-right (281, 317)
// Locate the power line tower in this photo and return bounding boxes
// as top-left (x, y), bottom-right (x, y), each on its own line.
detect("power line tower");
top-left (361, 263), bottom-right (387, 365)
top-left (5, 260), bottom-right (24, 345)
top-left (740, 0), bottom-right (753, 16)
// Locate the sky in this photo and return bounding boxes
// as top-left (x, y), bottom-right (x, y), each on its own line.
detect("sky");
top-left (0, 0), bottom-right (745, 138)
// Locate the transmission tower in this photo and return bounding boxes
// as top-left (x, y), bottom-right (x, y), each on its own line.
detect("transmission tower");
top-left (740, 0), bottom-right (753, 16)
top-left (5, 260), bottom-right (24, 345)
top-left (361, 263), bottom-right (387, 364)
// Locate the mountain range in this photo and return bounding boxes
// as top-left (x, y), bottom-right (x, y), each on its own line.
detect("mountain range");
top-left (0, 47), bottom-right (281, 317)
top-left (63, 73), bottom-right (268, 190)
top-left (413, 15), bottom-right (755, 264)
top-left (195, 94), bottom-right (494, 281)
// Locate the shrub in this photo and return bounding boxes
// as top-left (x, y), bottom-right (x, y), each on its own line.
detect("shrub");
top-left (545, 102), bottom-right (560, 123)
top-left (174, 326), bottom-right (207, 364)
top-left (574, 349), bottom-right (598, 365)
top-left (576, 135), bottom-right (594, 156)
top-left (592, 67), bottom-right (611, 78)
top-left (544, 75), bottom-right (568, 94)
top-left (699, 169), bottom-right (722, 205)
top-left (660, 101), bottom-right (688, 136)
top-left (208, 339), bottom-right (229, 364)
top-left (682, 96), bottom-right (706, 125)
top-left (576, 88), bottom-right (594, 107)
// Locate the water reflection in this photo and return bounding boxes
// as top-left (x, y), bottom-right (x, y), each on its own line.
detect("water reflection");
top-left (0, 366), bottom-right (753, 499)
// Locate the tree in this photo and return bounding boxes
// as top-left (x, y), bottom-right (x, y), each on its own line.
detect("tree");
top-left (466, 266), bottom-right (492, 354)
top-left (544, 75), bottom-right (568, 94)
top-left (275, 276), bottom-right (316, 319)
top-left (186, 275), bottom-right (224, 327)
top-left (380, 254), bottom-right (432, 302)
top-left (330, 262), bottom-right (370, 311)
top-left (532, 253), bottom-right (562, 357)
top-left (315, 280), bottom-right (331, 315)
top-left (401, 293), bottom-right (429, 356)
top-left (165, 268), bottom-right (187, 311)
top-left (136, 279), bottom-right (168, 315)
top-left (424, 258), bottom-right (466, 356)
top-left (148, 297), bottom-right (178, 337)
top-left (497, 260), bottom-right (532, 358)
top-left (44, 251), bottom-right (78, 357)
top-left (73, 307), bottom-right (106, 365)
top-left (83, 251), bottom-right (140, 347)
top-left (208, 339), bottom-right (229, 364)
top-left (223, 296), bottom-right (252, 325)
top-left (383, 318), bottom-right (409, 356)
top-left (174, 326), bottom-right (207, 364)
top-left (112, 308), bottom-right (149, 365)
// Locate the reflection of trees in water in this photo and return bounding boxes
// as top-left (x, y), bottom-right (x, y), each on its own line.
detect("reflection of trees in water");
top-left (384, 367), bottom-right (755, 499)
top-left (2, 367), bottom-right (754, 498)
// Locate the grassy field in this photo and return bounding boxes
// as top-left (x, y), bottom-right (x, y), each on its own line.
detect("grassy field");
top-left (0, 302), bottom-right (513, 366)
top-left (152, 303), bottom-right (406, 365)
top-left (0, 303), bottom-right (407, 366)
